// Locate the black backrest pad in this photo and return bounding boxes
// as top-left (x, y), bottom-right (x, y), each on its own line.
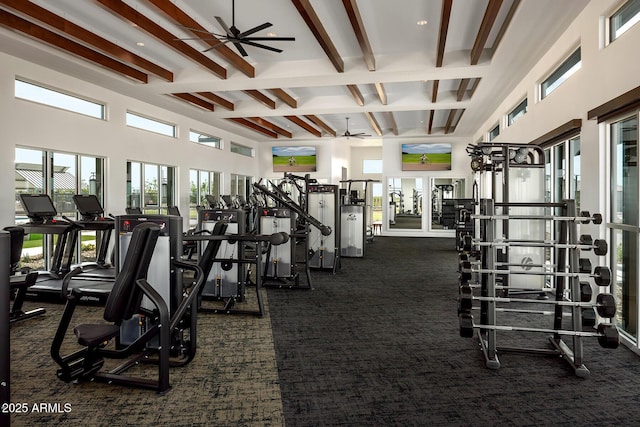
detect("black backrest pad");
top-left (3, 226), bottom-right (25, 271)
top-left (103, 222), bottom-right (160, 323)
top-left (198, 222), bottom-right (228, 279)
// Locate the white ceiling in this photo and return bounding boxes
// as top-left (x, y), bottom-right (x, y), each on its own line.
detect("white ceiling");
top-left (0, 0), bottom-right (590, 144)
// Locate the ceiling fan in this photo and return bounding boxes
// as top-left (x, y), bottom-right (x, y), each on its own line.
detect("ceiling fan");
top-left (341, 117), bottom-right (371, 139)
top-left (183, 0), bottom-right (295, 57)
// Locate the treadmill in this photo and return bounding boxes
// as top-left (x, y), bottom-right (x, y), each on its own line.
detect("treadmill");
top-left (21, 194), bottom-right (114, 304)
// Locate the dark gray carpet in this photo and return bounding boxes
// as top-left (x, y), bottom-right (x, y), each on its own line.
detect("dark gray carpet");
top-left (267, 237), bottom-right (640, 426)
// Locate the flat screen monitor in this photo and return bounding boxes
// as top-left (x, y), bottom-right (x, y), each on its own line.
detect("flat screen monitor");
top-left (73, 194), bottom-right (104, 218)
top-left (20, 194), bottom-right (57, 221)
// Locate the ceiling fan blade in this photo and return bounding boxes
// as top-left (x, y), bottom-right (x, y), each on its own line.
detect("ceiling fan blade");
top-left (242, 36), bottom-right (296, 41)
top-left (178, 26), bottom-right (220, 35)
top-left (239, 22), bottom-right (272, 38)
top-left (240, 40), bottom-right (283, 53)
top-left (202, 39), bottom-right (232, 53)
top-left (215, 16), bottom-right (232, 37)
top-left (233, 41), bottom-right (249, 57)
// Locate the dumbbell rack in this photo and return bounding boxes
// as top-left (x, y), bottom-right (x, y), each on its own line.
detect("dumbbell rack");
top-left (460, 198), bottom-right (617, 377)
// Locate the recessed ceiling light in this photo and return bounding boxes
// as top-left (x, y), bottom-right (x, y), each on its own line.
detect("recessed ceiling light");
top-left (417, 20), bottom-right (428, 26)
top-left (266, 32), bottom-right (277, 37)
top-left (136, 42), bottom-right (145, 47)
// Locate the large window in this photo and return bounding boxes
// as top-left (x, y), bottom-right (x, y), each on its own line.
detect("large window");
top-left (610, 0), bottom-right (640, 42)
top-left (126, 111), bottom-right (176, 137)
top-left (126, 161), bottom-right (176, 214)
top-left (15, 148), bottom-right (106, 269)
top-left (230, 174), bottom-right (253, 200)
top-left (540, 48), bottom-right (581, 99)
top-left (189, 169), bottom-right (222, 226)
top-left (15, 79), bottom-right (105, 119)
top-left (609, 114), bottom-right (639, 341)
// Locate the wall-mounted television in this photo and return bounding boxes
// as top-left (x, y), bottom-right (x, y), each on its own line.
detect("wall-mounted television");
top-left (272, 146), bottom-right (317, 172)
top-left (401, 143), bottom-right (452, 171)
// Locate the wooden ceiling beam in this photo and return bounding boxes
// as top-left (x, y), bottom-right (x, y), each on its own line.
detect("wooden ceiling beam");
top-left (364, 111), bottom-right (382, 136)
top-left (268, 88), bottom-right (297, 108)
top-left (196, 92), bottom-right (234, 111)
top-left (444, 109), bottom-right (458, 134)
top-left (347, 84), bottom-right (365, 106)
top-left (428, 110), bottom-right (434, 134)
top-left (384, 111), bottom-right (398, 136)
top-left (342, 0), bottom-right (375, 71)
top-left (469, 78), bottom-right (482, 98)
top-left (491, 0), bottom-right (520, 59)
top-left (170, 93), bottom-right (214, 111)
top-left (285, 115), bottom-right (322, 137)
top-left (304, 115), bottom-right (336, 137)
top-left (374, 82), bottom-right (387, 105)
top-left (0, 9), bottom-right (148, 83)
top-left (432, 80), bottom-right (440, 103)
top-left (291, 0), bottom-right (344, 72)
top-left (247, 117), bottom-right (293, 138)
top-left (470, 0), bottom-right (503, 65)
top-left (452, 108), bottom-right (466, 130)
top-left (227, 118), bottom-right (278, 138)
top-left (436, 0), bottom-right (452, 67)
top-left (95, 0), bottom-right (226, 79)
top-left (243, 90), bottom-right (276, 109)
top-left (146, 0), bottom-right (254, 78)
top-left (0, 0), bottom-right (173, 81)
top-left (456, 78), bottom-right (471, 101)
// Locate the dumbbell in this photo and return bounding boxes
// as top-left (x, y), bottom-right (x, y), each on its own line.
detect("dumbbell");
top-left (458, 313), bottom-right (619, 348)
top-left (580, 263), bottom-right (612, 286)
top-left (578, 235), bottom-right (608, 256)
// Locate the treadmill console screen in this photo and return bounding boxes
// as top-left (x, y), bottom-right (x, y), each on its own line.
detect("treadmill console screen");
top-left (20, 194), bottom-right (57, 222)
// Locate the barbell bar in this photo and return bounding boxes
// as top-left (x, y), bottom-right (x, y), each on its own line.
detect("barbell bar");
top-left (457, 290), bottom-right (616, 318)
top-left (458, 313), bottom-right (619, 349)
top-left (467, 212), bottom-right (602, 224)
top-left (462, 235), bottom-right (607, 256)
top-left (460, 262), bottom-right (611, 286)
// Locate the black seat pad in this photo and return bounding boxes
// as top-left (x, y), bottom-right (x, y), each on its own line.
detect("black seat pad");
top-left (74, 324), bottom-right (120, 347)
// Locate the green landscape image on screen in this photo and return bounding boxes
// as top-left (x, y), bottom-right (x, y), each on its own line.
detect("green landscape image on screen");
top-left (401, 143), bottom-right (451, 171)
top-left (272, 146), bottom-right (317, 172)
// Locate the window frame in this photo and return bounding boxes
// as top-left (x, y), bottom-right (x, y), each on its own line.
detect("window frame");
top-left (189, 130), bottom-right (222, 149)
top-left (609, 0), bottom-right (640, 43)
top-left (230, 142), bottom-right (254, 157)
top-left (507, 98), bottom-right (528, 127)
top-left (14, 78), bottom-right (106, 120)
top-left (126, 111), bottom-right (177, 138)
top-left (540, 47), bottom-right (582, 100)
top-left (488, 123), bottom-right (500, 141)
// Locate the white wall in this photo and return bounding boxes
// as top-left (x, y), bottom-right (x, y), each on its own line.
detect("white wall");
top-left (474, 0), bottom-right (640, 229)
top-left (381, 136), bottom-right (472, 237)
top-left (0, 53), bottom-right (260, 228)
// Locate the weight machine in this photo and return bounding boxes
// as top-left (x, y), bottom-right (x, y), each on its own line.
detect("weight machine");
top-left (339, 179), bottom-right (378, 257)
top-left (253, 181), bottom-right (331, 289)
top-left (195, 208), bottom-right (263, 315)
top-left (51, 220), bottom-right (205, 393)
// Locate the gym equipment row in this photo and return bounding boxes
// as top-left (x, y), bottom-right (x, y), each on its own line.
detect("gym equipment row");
top-left (50, 214), bottom-right (290, 393)
top-left (458, 198), bottom-right (618, 377)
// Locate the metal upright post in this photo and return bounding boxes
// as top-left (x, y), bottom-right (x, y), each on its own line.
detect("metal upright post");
top-left (1, 231), bottom-right (10, 427)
